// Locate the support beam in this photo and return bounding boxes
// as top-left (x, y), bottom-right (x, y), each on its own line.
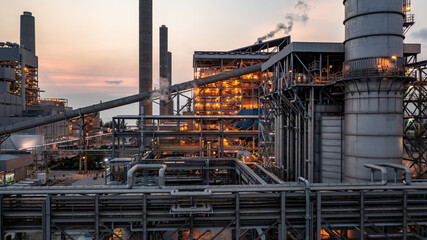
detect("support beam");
top-left (211, 221), bottom-right (234, 240)
top-left (46, 195), bottom-right (51, 240)
top-left (279, 192), bottom-right (287, 240)
top-left (143, 194), bottom-right (147, 240)
top-left (255, 220), bottom-right (279, 240)
top-left (0, 195), bottom-right (2, 240)
top-left (403, 190), bottom-right (407, 239)
top-left (316, 192), bottom-right (321, 240)
top-left (360, 191), bottom-right (365, 240)
top-left (95, 194), bottom-right (99, 240)
top-left (236, 193), bottom-right (240, 240)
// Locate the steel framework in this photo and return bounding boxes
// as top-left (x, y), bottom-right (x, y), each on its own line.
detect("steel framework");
top-left (404, 60), bottom-right (427, 178)
top-left (259, 43), bottom-right (345, 182)
top-left (111, 115), bottom-right (258, 159)
top-left (1, 182), bottom-right (427, 240)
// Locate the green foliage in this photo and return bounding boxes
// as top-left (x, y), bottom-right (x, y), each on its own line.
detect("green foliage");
top-left (52, 155), bottom-right (105, 170)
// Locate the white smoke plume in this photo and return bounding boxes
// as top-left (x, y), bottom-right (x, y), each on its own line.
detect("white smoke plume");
top-left (256, 0), bottom-right (310, 44)
top-left (159, 77), bottom-right (170, 102)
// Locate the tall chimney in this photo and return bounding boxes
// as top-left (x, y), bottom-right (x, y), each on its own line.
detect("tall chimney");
top-left (343, 0), bottom-right (405, 182)
top-left (139, 0), bottom-right (153, 115)
top-left (159, 25), bottom-right (172, 115)
top-left (20, 11), bottom-right (35, 54)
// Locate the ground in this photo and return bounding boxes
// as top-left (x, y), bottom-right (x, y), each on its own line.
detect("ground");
top-left (46, 170), bottom-right (105, 186)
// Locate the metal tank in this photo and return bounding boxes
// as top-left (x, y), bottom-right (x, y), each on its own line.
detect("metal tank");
top-left (343, 0), bottom-right (405, 182)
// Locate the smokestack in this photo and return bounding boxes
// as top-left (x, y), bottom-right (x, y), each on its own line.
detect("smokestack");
top-left (159, 25), bottom-right (172, 115)
top-left (139, 0), bottom-right (153, 115)
top-left (20, 11), bottom-right (35, 54)
top-left (342, 0), bottom-right (404, 182)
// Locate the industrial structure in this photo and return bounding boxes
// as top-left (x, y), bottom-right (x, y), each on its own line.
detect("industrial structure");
top-left (139, 0), bottom-right (153, 115)
top-left (159, 25), bottom-right (173, 116)
top-left (0, 12), bottom-right (39, 111)
top-left (0, 0), bottom-right (427, 239)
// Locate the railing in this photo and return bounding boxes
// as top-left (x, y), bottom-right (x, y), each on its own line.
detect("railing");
top-left (343, 56), bottom-right (406, 79)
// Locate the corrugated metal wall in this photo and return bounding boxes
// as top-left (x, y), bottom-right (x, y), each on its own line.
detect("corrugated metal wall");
top-left (321, 116), bottom-right (344, 183)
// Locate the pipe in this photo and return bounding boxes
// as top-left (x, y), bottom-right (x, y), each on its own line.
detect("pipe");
top-left (255, 164), bottom-right (284, 184)
top-left (364, 164), bottom-right (388, 185)
top-left (126, 164), bottom-right (167, 189)
top-left (298, 177), bottom-right (310, 240)
top-left (0, 64), bottom-right (262, 136)
top-left (378, 163), bottom-right (412, 185)
top-left (170, 189), bottom-right (212, 196)
top-left (4, 181), bottom-right (427, 195)
top-left (170, 204), bottom-right (212, 213)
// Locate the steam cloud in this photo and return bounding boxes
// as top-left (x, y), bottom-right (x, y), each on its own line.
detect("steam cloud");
top-left (256, 0), bottom-right (310, 44)
top-left (159, 77), bottom-right (171, 102)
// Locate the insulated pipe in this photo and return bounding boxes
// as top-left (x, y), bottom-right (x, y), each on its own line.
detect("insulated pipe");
top-left (298, 177), bottom-right (310, 240)
top-left (364, 164), bottom-right (388, 185)
top-left (379, 163), bottom-right (412, 185)
top-left (126, 164), bottom-right (167, 189)
top-left (0, 64), bottom-right (262, 136)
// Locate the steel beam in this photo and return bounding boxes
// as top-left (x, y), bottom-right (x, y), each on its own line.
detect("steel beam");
top-left (235, 193), bottom-right (240, 240)
top-left (316, 192), bottom-right (321, 240)
top-left (360, 191), bottom-right (365, 240)
top-left (95, 194), bottom-right (99, 240)
top-left (143, 194), bottom-right (147, 240)
top-left (279, 192), bottom-right (287, 240)
top-left (0, 195), bottom-right (2, 240)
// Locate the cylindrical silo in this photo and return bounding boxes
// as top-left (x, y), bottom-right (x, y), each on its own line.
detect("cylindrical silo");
top-left (343, 0), bottom-right (405, 182)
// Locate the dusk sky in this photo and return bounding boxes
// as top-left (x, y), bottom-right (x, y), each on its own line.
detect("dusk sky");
top-left (1, 0), bottom-right (426, 121)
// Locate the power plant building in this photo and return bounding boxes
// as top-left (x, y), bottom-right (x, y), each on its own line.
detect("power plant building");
top-left (2, 1), bottom-right (427, 239)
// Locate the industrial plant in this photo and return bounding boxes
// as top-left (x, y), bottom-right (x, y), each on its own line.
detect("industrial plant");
top-left (0, 0), bottom-right (426, 239)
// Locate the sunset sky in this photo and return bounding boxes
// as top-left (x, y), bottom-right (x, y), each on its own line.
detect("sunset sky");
top-left (1, 0), bottom-right (426, 121)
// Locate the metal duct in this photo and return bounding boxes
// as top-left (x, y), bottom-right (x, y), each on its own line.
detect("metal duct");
top-left (343, 0), bottom-right (405, 182)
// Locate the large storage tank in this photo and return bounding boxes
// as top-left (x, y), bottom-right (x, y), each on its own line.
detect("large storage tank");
top-left (343, 0), bottom-right (405, 182)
